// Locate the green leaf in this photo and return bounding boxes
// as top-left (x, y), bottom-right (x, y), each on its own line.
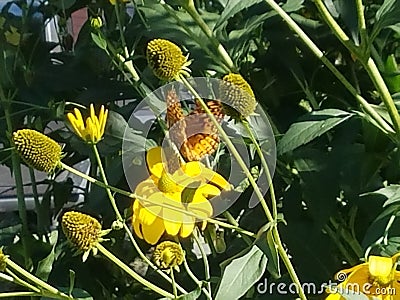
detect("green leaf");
top-left (372, 0), bottom-right (400, 40)
top-left (277, 109), bottom-right (353, 154)
top-left (255, 229), bottom-right (280, 278)
top-left (215, 0), bottom-right (263, 29)
top-left (35, 234), bottom-right (58, 281)
top-left (91, 33), bottom-right (107, 50)
top-left (177, 286), bottom-right (202, 299)
top-left (362, 185), bottom-right (400, 207)
top-left (215, 245), bottom-right (267, 300)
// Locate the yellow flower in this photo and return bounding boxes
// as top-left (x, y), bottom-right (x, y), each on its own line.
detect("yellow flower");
top-left (67, 104), bottom-right (108, 144)
top-left (12, 129), bottom-right (62, 173)
top-left (326, 254), bottom-right (400, 299)
top-left (90, 16), bottom-right (103, 29)
top-left (132, 147), bottom-right (230, 244)
top-left (62, 211), bottom-right (109, 262)
top-left (220, 73), bottom-right (257, 119)
top-left (146, 39), bottom-right (191, 81)
top-left (153, 241), bottom-right (184, 270)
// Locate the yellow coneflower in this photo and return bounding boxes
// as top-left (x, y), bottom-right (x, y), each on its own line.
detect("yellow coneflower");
top-left (67, 104), bottom-right (108, 144)
top-left (62, 211), bottom-right (109, 262)
top-left (12, 129), bottom-right (62, 173)
top-left (220, 73), bottom-right (257, 119)
top-left (132, 147), bottom-right (231, 245)
top-left (146, 39), bottom-right (191, 81)
top-left (153, 241), bottom-right (184, 271)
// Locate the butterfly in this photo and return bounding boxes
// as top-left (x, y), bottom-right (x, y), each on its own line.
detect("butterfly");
top-left (165, 88), bottom-right (224, 162)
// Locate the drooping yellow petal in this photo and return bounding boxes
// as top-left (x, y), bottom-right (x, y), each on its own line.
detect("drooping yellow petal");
top-left (138, 205), bottom-right (162, 226)
top-left (134, 178), bottom-right (159, 198)
top-left (180, 214), bottom-right (195, 238)
top-left (368, 256), bottom-right (393, 285)
top-left (146, 147), bottom-right (165, 178)
top-left (132, 217), bottom-right (143, 239)
top-left (142, 217), bottom-right (165, 245)
top-left (182, 161), bottom-right (202, 176)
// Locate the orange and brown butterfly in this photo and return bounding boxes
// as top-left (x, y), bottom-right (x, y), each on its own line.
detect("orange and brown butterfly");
top-left (165, 88), bottom-right (224, 162)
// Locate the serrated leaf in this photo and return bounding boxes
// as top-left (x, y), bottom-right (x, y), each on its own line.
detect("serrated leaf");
top-left (362, 185), bottom-right (400, 207)
top-left (277, 109), bottom-right (353, 155)
top-left (215, 246), bottom-right (267, 300)
top-left (372, 0), bottom-right (400, 40)
top-left (215, 0), bottom-right (263, 29)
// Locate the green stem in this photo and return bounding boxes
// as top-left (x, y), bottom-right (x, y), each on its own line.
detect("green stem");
top-left (170, 267), bottom-right (178, 299)
top-left (96, 243), bottom-right (174, 298)
top-left (355, 0), bottom-right (367, 50)
top-left (5, 268), bottom-right (41, 293)
top-left (242, 121), bottom-right (278, 219)
top-left (91, 145), bottom-right (123, 221)
top-left (122, 223), bottom-right (189, 294)
top-left (182, 258), bottom-right (212, 300)
top-left (193, 230), bottom-right (211, 297)
top-left (363, 58), bottom-right (400, 134)
top-left (6, 260), bottom-right (73, 300)
top-left (314, 0), bottom-right (400, 136)
top-left (222, 211), bottom-right (252, 245)
top-left (324, 225), bottom-right (357, 265)
top-left (0, 292), bottom-right (40, 298)
top-left (180, 0), bottom-right (236, 72)
top-left (160, 2), bottom-right (230, 73)
top-left (263, 0), bottom-right (394, 135)
top-left (0, 87), bottom-right (30, 268)
top-left (180, 75), bottom-right (307, 300)
top-left (180, 76), bottom-right (274, 222)
top-left (314, 0), bottom-right (359, 55)
top-left (29, 167), bottom-right (44, 237)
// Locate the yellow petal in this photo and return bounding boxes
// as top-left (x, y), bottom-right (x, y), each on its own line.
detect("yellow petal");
top-left (180, 214), bottom-right (195, 238)
top-left (142, 217), bottom-right (165, 244)
top-left (368, 256), bottom-right (393, 283)
top-left (183, 161), bottom-right (202, 176)
top-left (163, 218), bottom-right (182, 236)
top-left (67, 113), bottom-right (83, 138)
top-left (146, 147), bottom-right (165, 178)
top-left (90, 104), bottom-right (95, 121)
top-left (139, 205), bottom-right (162, 225)
top-left (132, 217), bottom-right (143, 239)
top-left (73, 108), bottom-right (85, 128)
top-left (197, 184), bottom-right (221, 197)
top-left (100, 108), bottom-right (108, 138)
top-left (188, 198), bottom-right (213, 219)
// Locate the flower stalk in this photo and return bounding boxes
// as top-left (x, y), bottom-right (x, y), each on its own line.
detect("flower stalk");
top-left (96, 243), bottom-right (174, 298)
top-left (263, 0), bottom-right (395, 136)
top-left (179, 75), bottom-right (307, 300)
top-left (313, 0), bottom-right (400, 137)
